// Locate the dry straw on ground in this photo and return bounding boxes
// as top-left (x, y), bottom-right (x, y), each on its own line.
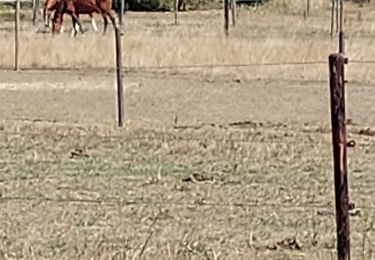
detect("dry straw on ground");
top-left (1, 1), bottom-right (375, 259)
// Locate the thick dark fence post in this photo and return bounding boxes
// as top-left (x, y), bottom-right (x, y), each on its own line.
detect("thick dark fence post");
top-left (224, 0), bottom-right (229, 35)
top-left (115, 27), bottom-right (124, 127)
top-left (328, 53), bottom-right (350, 260)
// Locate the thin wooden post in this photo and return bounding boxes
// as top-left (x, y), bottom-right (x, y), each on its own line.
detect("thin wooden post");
top-left (224, 0), bottom-right (229, 35)
top-left (328, 53), bottom-right (351, 260)
top-left (306, 0), bottom-right (310, 16)
top-left (339, 31), bottom-right (345, 54)
top-left (339, 0), bottom-right (345, 54)
top-left (32, 0), bottom-right (39, 25)
top-left (230, 0), bottom-right (236, 26)
top-left (119, 0), bottom-right (124, 26)
top-left (331, 0), bottom-right (335, 37)
top-left (32, 0), bottom-right (36, 25)
top-left (15, 0), bottom-right (20, 71)
top-left (174, 0), bottom-right (178, 25)
top-left (339, 0), bottom-right (343, 32)
top-left (114, 27), bottom-right (124, 127)
top-left (336, 0), bottom-right (339, 33)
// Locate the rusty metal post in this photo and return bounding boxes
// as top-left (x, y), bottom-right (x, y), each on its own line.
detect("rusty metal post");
top-left (15, 0), bottom-right (20, 71)
top-left (328, 53), bottom-right (351, 260)
top-left (115, 27), bottom-right (124, 127)
top-left (224, 0), bottom-right (229, 36)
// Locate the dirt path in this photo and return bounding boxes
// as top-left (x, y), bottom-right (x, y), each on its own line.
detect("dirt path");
top-left (0, 70), bottom-right (374, 128)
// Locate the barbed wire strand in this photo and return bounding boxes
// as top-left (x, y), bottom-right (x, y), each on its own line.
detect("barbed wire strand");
top-left (0, 59), bottom-right (375, 73)
top-left (1, 129), bottom-right (374, 148)
top-left (1, 195), bottom-right (375, 212)
top-left (0, 195), bottom-right (333, 210)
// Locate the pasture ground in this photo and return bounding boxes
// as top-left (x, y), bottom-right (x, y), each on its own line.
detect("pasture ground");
top-left (1, 1), bottom-right (375, 259)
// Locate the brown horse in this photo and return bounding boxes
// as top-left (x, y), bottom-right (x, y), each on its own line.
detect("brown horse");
top-left (43, 0), bottom-right (98, 34)
top-left (50, 0), bottom-right (118, 36)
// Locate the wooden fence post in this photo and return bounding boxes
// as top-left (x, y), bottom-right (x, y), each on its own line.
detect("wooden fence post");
top-left (115, 27), bottom-right (124, 127)
top-left (330, 0), bottom-right (335, 37)
top-left (230, 0), bottom-right (236, 26)
top-left (339, 0), bottom-right (345, 54)
top-left (224, 0), bottom-right (229, 35)
top-left (306, 0), bottom-right (310, 16)
top-left (174, 0), bottom-right (178, 25)
top-left (15, 0), bottom-right (20, 71)
top-left (119, 0), bottom-right (124, 26)
top-left (32, 0), bottom-right (39, 25)
top-left (336, 0), bottom-right (339, 33)
top-left (328, 53), bottom-right (351, 260)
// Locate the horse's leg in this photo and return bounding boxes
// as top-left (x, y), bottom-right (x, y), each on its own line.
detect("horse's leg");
top-left (106, 10), bottom-right (119, 30)
top-left (71, 14), bottom-right (80, 36)
top-left (45, 11), bottom-right (52, 29)
top-left (73, 14), bottom-right (83, 36)
top-left (106, 10), bottom-right (123, 36)
top-left (101, 14), bottom-right (108, 34)
top-left (67, 11), bottom-right (83, 36)
top-left (52, 4), bottom-right (65, 34)
top-left (90, 13), bottom-right (98, 32)
top-left (43, 6), bottom-right (47, 26)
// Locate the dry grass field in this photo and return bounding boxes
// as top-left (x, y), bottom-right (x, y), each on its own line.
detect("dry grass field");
top-left (1, 0), bottom-right (375, 259)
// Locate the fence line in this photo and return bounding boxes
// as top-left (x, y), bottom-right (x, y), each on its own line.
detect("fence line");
top-left (0, 131), bottom-right (337, 145)
top-left (0, 195), bottom-right (334, 210)
top-left (1, 128), bottom-right (373, 144)
top-left (2, 60), bottom-right (375, 73)
top-left (130, 60), bottom-right (375, 69)
top-left (0, 171), bottom-right (372, 195)
top-left (0, 195), bottom-right (374, 212)
top-left (0, 61), bottom-right (329, 73)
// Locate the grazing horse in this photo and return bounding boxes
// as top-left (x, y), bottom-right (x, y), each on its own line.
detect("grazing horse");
top-left (49, 0), bottom-right (118, 35)
top-left (43, 0), bottom-right (99, 34)
top-left (51, 0), bottom-right (118, 36)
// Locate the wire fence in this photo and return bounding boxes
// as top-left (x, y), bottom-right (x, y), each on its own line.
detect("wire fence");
top-left (0, 194), bottom-right (374, 213)
top-left (2, 59), bottom-right (375, 89)
top-left (1, 126), bottom-right (374, 144)
top-left (0, 195), bottom-right (330, 209)
top-left (1, 59), bottom-right (375, 73)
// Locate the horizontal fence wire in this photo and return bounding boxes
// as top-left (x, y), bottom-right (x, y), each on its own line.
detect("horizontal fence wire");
top-left (0, 195), bottom-right (374, 212)
top-left (1, 59), bottom-right (375, 74)
top-left (123, 61), bottom-right (327, 71)
top-left (1, 128), bottom-right (373, 144)
top-left (0, 195), bottom-right (334, 210)
top-left (0, 131), bottom-right (328, 143)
